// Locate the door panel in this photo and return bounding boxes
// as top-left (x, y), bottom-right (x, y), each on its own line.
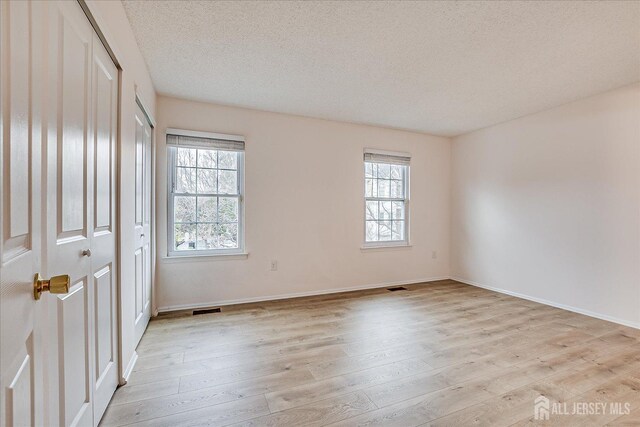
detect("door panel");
top-left (144, 243), bottom-right (151, 313)
top-left (2, 0), bottom-right (31, 266)
top-left (135, 248), bottom-right (143, 318)
top-left (1, 0), bottom-right (44, 425)
top-left (7, 353), bottom-right (32, 427)
top-left (144, 123), bottom-right (152, 228)
top-left (135, 116), bottom-right (144, 226)
top-left (93, 48), bottom-right (114, 233)
top-left (57, 282), bottom-right (92, 427)
top-left (6, 0), bottom-right (30, 244)
top-left (94, 265), bottom-right (113, 379)
top-left (59, 9), bottom-right (90, 237)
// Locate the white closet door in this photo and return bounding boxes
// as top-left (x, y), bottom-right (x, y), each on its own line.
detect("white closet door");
top-left (43, 1), bottom-right (119, 425)
top-left (0, 1), bottom-right (45, 425)
top-left (89, 32), bottom-right (119, 426)
top-left (133, 102), bottom-right (152, 346)
top-left (1, 1), bottom-right (119, 426)
top-left (45, 1), bottom-right (94, 424)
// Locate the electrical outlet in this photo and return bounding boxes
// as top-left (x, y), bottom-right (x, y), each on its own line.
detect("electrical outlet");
top-left (270, 260), bottom-right (278, 271)
top-left (432, 251), bottom-right (437, 259)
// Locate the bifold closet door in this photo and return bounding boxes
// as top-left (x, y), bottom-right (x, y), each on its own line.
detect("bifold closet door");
top-left (1, 1), bottom-right (119, 425)
top-left (44, 1), bottom-right (119, 425)
top-left (88, 25), bottom-right (119, 427)
top-left (133, 102), bottom-right (152, 347)
top-left (0, 1), bottom-right (46, 425)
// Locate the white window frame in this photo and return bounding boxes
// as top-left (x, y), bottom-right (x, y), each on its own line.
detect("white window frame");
top-left (166, 129), bottom-right (245, 257)
top-left (362, 149), bottom-right (411, 248)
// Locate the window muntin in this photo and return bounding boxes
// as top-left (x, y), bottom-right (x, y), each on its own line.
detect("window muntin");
top-left (364, 161), bottom-right (408, 244)
top-left (168, 146), bottom-right (243, 255)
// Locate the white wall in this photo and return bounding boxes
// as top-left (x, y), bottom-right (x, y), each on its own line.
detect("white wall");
top-left (155, 96), bottom-right (451, 310)
top-left (85, 0), bottom-right (156, 379)
top-left (451, 83), bottom-right (640, 328)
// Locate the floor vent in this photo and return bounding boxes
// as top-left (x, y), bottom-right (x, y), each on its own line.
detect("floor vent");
top-left (193, 307), bottom-right (221, 315)
top-left (387, 286), bottom-right (408, 292)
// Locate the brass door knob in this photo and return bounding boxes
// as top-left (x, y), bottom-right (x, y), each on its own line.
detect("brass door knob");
top-left (33, 273), bottom-right (70, 300)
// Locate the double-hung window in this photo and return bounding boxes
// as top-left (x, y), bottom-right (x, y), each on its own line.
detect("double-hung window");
top-left (364, 150), bottom-right (410, 246)
top-left (167, 130), bottom-right (244, 256)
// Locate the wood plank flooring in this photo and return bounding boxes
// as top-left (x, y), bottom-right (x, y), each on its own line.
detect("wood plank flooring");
top-left (101, 280), bottom-right (640, 426)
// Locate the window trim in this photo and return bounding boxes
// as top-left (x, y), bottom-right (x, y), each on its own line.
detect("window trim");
top-left (166, 145), bottom-right (245, 258)
top-left (362, 151), bottom-right (411, 248)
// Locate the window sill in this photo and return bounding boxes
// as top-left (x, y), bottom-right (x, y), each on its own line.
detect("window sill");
top-left (161, 252), bottom-right (249, 263)
top-left (360, 243), bottom-right (412, 251)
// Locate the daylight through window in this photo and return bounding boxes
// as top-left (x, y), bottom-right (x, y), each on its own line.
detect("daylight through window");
top-left (167, 132), bottom-right (244, 255)
top-left (364, 151), bottom-right (410, 244)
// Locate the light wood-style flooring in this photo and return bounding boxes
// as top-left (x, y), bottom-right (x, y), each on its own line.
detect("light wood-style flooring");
top-left (101, 280), bottom-right (640, 426)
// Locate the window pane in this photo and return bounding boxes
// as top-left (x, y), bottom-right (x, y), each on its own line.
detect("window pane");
top-left (378, 179), bottom-right (390, 198)
top-left (365, 178), bottom-right (376, 197)
top-left (365, 201), bottom-right (378, 220)
top-left (376, 163), bottom-right (390, 179)
top-left (379, 220), bottom-right (391, 240)
top-left (197, 169), bottom-right (217, 193)
top-left (218, 151), bottom-right (237, 169)
top-left (194, 223), bottom-right (239, 250)
top-left (197, 196), bottom-right (217, 223)
top-left (390, 179), bottom-right (404, 198)
top-left (176, 167), bottom-right (196, 193)
top-left (365, 162), bottom-right (374, 178)
top-left (170, 145), bottom-right (243, 253)
top-left (218, 170), bottom-right (238, 194)
top-left (175, 223), bottom-right (196, 251)
top-left (174, 196), bottom-right (196, 223)
top-left (379, 201), bottom-right (392, 220)
top-left (218, 197), bottom-right (238, 223)
top-left (390, 165), bottom-right (403, 180)
top-left (218, 223), bottom-right (238, 248)
top-left (392, 220), bottom-right (404, 241)
top-left (196, 223), bottom-right (217, 249)
top-left (392, 201), bottom-right (405, 219)
top-left (366, 221), bottom-right (378, 242)
top-left (197, 149), bottom-right (217, 168)
top-left (176, 148), bottom-right (196, 167)
top-left (363, 161), bottom-right (408, 245)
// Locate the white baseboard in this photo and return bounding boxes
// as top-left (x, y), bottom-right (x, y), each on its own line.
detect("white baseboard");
top-left (157, 275), bottom-right (640, 330)
top-left (452, 276), bottom-right (640, 330)
top-left (120, 351), bottom-right (139, 385)
top-left (157, 276), bottom-right (451, 313)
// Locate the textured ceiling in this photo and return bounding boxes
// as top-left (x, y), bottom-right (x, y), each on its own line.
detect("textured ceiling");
top-left (122, 0), bottom-right (640, 136)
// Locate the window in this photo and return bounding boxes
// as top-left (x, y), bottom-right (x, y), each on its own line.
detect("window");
top-left (364, 151), bottom-right (410, 245)
top-left (167, 130), bottom-right (244, 256)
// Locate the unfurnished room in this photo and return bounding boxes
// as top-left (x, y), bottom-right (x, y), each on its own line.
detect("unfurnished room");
top-left (1, 1), bottom-right (639, 426)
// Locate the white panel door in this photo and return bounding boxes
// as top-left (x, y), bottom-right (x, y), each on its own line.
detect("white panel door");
top-left (45, 2), bottom-right (94, 425)
top-left (1, 2), bottom-right (119, 426)
top-left (43, 1), bottom-right (119, 426)
top-left (133, 103), bottom-right (152, 346)
top-left (0, 1), bottom-right (45, 425)
top-left (89, 32), bottom-right (119, 425)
